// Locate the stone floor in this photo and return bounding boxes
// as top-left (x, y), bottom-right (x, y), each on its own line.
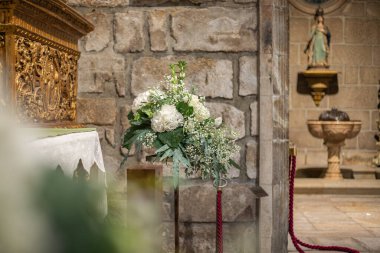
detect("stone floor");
top-left (288, 194), bottom-right (380, 253)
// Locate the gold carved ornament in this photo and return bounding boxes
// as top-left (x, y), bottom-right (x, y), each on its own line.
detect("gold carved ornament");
top-left (15, 35), bottom-right (79, 122)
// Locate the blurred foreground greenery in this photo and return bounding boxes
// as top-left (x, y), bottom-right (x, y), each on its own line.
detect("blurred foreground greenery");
top-left (35, 171), bottom-right (155, 253)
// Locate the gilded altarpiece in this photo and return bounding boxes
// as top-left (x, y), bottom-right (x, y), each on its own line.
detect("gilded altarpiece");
top-left (0, 0), bottom-right (93, 125)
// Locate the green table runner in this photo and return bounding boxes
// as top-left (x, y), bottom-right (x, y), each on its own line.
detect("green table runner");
top-left (27, 128), bottom-right (97, 139)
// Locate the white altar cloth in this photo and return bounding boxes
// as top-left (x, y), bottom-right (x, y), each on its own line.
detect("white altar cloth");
top-left (28, 130), bottom-right (108, 217)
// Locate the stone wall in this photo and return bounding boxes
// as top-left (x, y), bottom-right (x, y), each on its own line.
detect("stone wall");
top-left (289, 0), bottom-right (380, 170)
top-left (68, 0), bottom-right (289, 252)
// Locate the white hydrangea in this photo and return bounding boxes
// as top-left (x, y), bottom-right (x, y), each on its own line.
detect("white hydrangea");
top-left (132, 89), bottom-right (164, 113)
top-left (214, 117), bottom-right (223, 128)
top-left (188, 95), bottom-right (210, 121)
top-left (151, 105), bottom-right (184, 132)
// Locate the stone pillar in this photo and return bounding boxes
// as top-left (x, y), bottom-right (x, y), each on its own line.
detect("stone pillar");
top-left (259, 0), bottom-right (289, 252)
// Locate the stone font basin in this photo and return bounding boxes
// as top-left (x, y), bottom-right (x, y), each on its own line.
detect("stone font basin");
top-left (307, 120), bottom-right (362, 179)
top-left (307, 120), bottom-right (362, 143)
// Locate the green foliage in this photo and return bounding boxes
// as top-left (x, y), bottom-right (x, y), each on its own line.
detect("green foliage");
top-left (35, 171), bottom-right (149, 253)
top-left (176, 101), bottom-right (194, 117)
top-left (157, 127), bottom-right (184, 148)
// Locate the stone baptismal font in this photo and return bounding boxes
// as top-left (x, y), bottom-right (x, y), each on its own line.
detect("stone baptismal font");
top-left (307, 108), bottom-right (362, 179)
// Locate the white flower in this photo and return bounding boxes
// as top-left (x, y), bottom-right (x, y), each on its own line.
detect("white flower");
top-left (132, 90), bottom-right (151, 113)
top-left (151, 105), bottom-right (184, 132)
top-left (132, 89), bottom-right (164, 113)
top-left (214, 117), bottom-right (222, 128)
top-left (188, 95), bottom-right (210, 121)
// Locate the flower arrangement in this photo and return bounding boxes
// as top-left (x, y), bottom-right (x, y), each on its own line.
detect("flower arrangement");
top-left (122, 61), bottom-right (240, 186)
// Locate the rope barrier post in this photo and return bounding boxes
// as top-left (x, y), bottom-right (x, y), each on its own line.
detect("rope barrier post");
top-left (288, 144), bottom-right (360, 253)
top-left (215, 178), bottom-right (227, 253)
top-left (174, 184), bottom-right (179, 253)
top-left (216, 186), bottom-right (223, 253)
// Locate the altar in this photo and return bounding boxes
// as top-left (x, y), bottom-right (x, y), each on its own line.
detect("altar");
top-left (27, 128), bottom-right (108, 217)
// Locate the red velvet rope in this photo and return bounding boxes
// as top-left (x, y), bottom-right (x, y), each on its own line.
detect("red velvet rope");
top-left (216, 189), bottom-right (223, 253)
top-left (288, 155), bottom-right (360, 253)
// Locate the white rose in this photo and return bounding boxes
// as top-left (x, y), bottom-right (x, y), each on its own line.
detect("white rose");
top-left (151, 105), bottom-right (184, 132)
top-left (188, 95), bottom-right (210, 121)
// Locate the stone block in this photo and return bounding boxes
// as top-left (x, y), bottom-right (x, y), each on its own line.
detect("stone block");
top-left (95, 72), bottom-right (113, 92)
top-left (332, 45), bottom-right (372, 66)
top-left (131, 57), bottom-right (233, 98)
top-left (228, 150), bottom-right (241, 178)
top-left (234, 0), bottom-right (256, 3)
top-left (78, 47), bottom-right (125, 72)
top-left (289, 17), bottom-right (309, 43)
top-left (67, 0), bottom-right (129, 6)
top-left (239, 56), bottom-right (258, 96)
top-left (246, 140), bottom-right (257, 179)
top-left (273, 95), bottom-right (288, 140)
top-left (305, 149), bottom-right (327, 166)
top-left (289, 129), bottom-right (322, 149)
top-left (289, 109), bottom-right (307, 129)
top-left (78, 48), bottom-right (125, 93)
top-left (358, 131), bottom-right (377, 150)
top-left (114, 71), bottom-right (127, 97)
top-left (179, 182), bottom-right (257, 222)
top-left (325, 17), bottom-right (343, 44)
top-left (306, 109), bottom-right (327, 120)
top-left (289, 44), bottom-right (299, 66)
top-left (296, 148), bottom-right (306, 167)
top-left (120, 104), bottom-right (132, 131)
top-left (374, 46), bottom-right (380, 66)
top-left (299, 43), bottom-right (309, 67)
top-left (329, 86), bottom-right (377, 109)
top-left (289, 5), bottom-right (308, 17)
top-left (105, 128), bottom-right (116, 148)
top-left (345, 136), bottom-right (358, 149)
top-left (360, 67), bottom-right (380, 85)
top-left (78, 72), bottom-right (103, 93)
top-left (148, 10), bottom-right (168, 52)
top-left (367, 2), bottom-right (380, 18)
top-left (345, 110), bottom-right (370, 131)
top-left (172, 7), bottom-right (257, 52)
top-left (342, 2), bottom-right (365, 16)
top-left (206, 102), bottom-right (245, 139)
top-left (130, 0), bottom-right (214, 5)
top-left (345, 66), bottom-right (359, 85)
top-left (162, 222), bottom-right (256, 253)
top-left (372, 110), bottom-right (379, 131)
top-left (250, 101), bottom-right (258, 136)
top-left (344, 19), bottom-right (378, 45)
top-left (114, 11), bottom-right (145, 53)
top-left (77, 98), bottom-right (117, 125)
top-left (341, 150), bottom-right (377, 167)
top-left (83, 12), bottom-right (113, 52)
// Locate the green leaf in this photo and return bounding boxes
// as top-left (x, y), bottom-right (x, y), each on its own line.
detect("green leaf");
top-left (122, 128), bottom-right (150, 150)
top-left (229, 159), bottom-right (241, 170)
top-left (176, 101), bottom-right (193, 117)
top-left (157, 128), bottom-right (184, 148)
top-left (174, 148), bottom-right (190, 168)
top-left (153, 138), bottom-right (164, 149)
top-left (127, 111), bottom-right (134, 120)
top-left (155, 144), bottom-right (170, 154)
top-left (159, 148), bottom-right (174, 161)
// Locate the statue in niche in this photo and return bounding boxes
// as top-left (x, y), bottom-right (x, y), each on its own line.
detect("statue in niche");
top-left (304, 7), bottom-right (331, 69)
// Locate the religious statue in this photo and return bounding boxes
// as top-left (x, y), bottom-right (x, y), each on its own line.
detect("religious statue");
top-left (304, 7), bottom-right (331, 69)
